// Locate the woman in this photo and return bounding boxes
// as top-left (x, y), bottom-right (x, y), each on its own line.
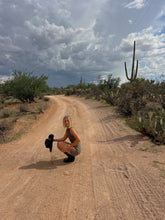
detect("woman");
top-left (53, 115), bottom-right (81, 163)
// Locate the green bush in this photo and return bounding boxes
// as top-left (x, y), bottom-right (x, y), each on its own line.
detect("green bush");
top-left (2, 71), bottom-right (48, 103)
top-left (102, 89), bottom-right (120, 106)
top-left (118, 79), bottom-right (155, 115)
top-left (127, 109), bottom-right (165, 144)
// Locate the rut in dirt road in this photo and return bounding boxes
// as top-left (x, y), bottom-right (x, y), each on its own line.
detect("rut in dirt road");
top-left (0, 95), bottom-right (165, 220)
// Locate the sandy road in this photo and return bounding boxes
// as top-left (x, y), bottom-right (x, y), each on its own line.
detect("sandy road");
top-left (0, 95), bottom-right (165, 220)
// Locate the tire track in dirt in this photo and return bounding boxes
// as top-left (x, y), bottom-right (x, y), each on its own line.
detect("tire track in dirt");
top-left (82, 98), bottom-right (165, 219)
top-left (55, 96), bottom-right (96, 219)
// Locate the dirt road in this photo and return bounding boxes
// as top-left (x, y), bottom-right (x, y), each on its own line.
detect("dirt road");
top-left (0, 95), bottom-right (165, 220)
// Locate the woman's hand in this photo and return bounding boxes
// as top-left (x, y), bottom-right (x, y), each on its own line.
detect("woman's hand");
top-left (53, 130), bottom-right (68, 142)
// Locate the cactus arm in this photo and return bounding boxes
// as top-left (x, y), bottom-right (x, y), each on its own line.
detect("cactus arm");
top-left (134, 60), bottom-right (138, 79)
top-left (124, 62), bottom-right (131, 81)
top-left (131, 41), bottom-right (136, 80)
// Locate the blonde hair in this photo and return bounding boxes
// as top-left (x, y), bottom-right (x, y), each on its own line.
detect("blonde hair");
top-left (63, 115), bottom-right (72, 127)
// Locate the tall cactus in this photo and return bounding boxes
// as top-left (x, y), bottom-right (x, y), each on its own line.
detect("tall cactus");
top-left (124, 41), bottom-right (139, 82)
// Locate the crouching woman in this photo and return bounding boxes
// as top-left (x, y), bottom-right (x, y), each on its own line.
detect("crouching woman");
top-left (53, 115), bottom-right (81, 163)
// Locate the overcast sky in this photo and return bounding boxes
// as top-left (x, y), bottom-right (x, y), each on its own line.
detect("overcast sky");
top-left (0, 0), bottom-right (165, 87)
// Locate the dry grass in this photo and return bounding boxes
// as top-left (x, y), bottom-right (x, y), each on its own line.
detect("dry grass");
top-left (0, 97), bottom-right (50, 143)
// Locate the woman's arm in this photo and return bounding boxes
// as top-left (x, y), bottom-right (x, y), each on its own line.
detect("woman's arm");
top-left (69, 128), bottom-right (80, 148)
top-left (53, 130), bottom-right (68, 142)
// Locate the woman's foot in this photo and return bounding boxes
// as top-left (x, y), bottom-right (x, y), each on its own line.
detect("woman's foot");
top-left (64, 153), bottom-right (75, 163)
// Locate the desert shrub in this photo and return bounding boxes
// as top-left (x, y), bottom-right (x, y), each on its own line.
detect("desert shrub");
top-left (118, 79), bottom-right (155, 115)
top-left (98, 74), bottom-right (120, 90)
top-left (0, 118), bottom-right (18, 143)
top-left (102, 89), bottom-right (120, 106)
top-left (92, 89), bottom-right (102, 101)
top-left (127, 108), bottom-right (165, 144)
top-left (64, 75), bottom-right (120, 100)
top-left (0, 109), bottom-right (11, 118)
top-left (65, 86), bottom-right (76, 96)
top-left (162, 95), bottom-right (165, 109)
top-left (36, 103), bottom-right (48, 114)
top-left (156, 81), bottom-right (165, 109)
top-left (2, 71), bottom-right (48, 103)
top-left (145, 102), bottom-right (162, 113)
top-left (140, 112), bottom-right (165, 144)
top-left (43, 97), bottom-right (49, 102)
top-left (37, 106), bottom-right (44, 114)
top-left (0, 120), bottom-right (14, 134)
top-left (0, 96), bottom-right (5, 104)
top-left (19, 104), bottom-right (29, 113)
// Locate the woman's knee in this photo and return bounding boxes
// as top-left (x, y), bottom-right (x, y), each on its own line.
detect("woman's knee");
top-left (57, 142), bottom-right (65, 152)
top-left (57, 142), bottom-right (62, 150)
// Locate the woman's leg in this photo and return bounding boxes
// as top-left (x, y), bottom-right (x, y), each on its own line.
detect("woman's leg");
top-left (57, 141), bottom-right (71, 154)
top-left (57, 141), bottom-right (75, 162)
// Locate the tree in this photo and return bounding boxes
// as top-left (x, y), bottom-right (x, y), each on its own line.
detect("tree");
top-left (2, 71), bottom-right (48, 102)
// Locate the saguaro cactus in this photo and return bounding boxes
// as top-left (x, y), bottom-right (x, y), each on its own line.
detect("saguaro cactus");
top-left (124, 41), bottom-right (139, 82)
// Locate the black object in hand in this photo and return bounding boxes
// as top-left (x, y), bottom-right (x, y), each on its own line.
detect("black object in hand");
top-left (45, 134), bottom-right (54, 152)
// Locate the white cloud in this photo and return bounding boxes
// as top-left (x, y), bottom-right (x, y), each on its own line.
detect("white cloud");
top-left (117, 26), bottom-right (165, 81)
top-left (128, 19), bottom-right (133, 24)
top-left (0, 74), bottom-right (13, 83)
top-left (125, 0), bottom-right (146, 9)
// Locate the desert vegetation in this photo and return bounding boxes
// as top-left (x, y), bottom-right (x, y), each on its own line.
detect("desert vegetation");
top-left (62, 42), bottom-right (165, 144)
top-left (63, 76), bottom-right (165, 144)
top-left (1, 70), bottom-right (49, 103)
top-left (0, 58), bottom-right (164, 145)
top-left (0, 71), bottom-right (50, 143)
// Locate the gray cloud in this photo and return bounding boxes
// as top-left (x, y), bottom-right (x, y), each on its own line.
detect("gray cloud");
top-left (0, 0), bottom-right (165, 87)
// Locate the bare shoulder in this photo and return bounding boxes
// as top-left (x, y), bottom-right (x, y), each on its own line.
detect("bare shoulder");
top-left (70, 127), bottom-right (76, 133)
top-left (70, 127), bottom-right (78, 135)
